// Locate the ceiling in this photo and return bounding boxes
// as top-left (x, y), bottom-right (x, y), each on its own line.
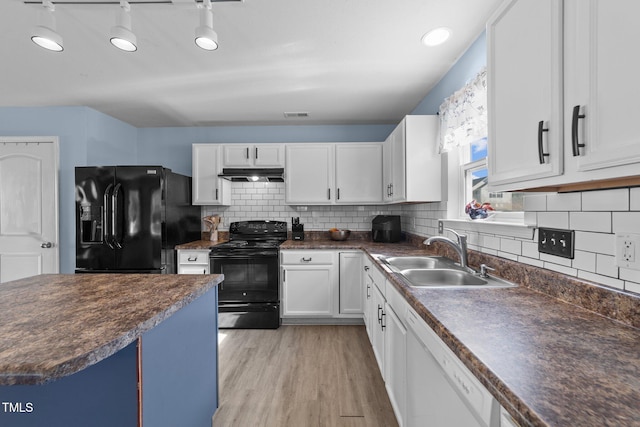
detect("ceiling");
top-left (0, 0), bottom-right (502, 127)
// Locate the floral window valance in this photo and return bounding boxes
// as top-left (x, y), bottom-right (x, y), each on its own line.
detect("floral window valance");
top-left (438, 67), bottom-right (487, 153)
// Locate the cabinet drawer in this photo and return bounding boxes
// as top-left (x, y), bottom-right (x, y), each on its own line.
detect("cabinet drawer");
top-left (281, 250), bottom-right (334, 265)
top-left (178, 250), bottom-right (210, 265)
top-left (179, 265), bottom-right (210, 275)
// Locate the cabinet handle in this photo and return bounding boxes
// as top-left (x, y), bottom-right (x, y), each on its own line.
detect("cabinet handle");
top-left (301, 257), bottom-right (312, 262)
top-left (381, 311), bottom-right (386, 331)
top-left (377, 304), bottom-right (382, 323)
top-left (366, 284), bottom-right (371, 299)
top-left (187, 256), bottom-right (197, 262)
top-left (390, 183), bottom-right (393, 196)
top-left (255, 147), bottom-right (259, 159)
top-left (215, 188), bottom-right (219, 200)
top-left (203, 268), bottom-right (207, 274)
top-left (337, 188), bottom-right (340, 200)
top-left (246, 147), bottom-right (250, 159)
top-left (538, 121), bottom-right (550, 164)
top-left (364, 266), bottom-right (370, 271)
top-left (571, 105), bottom-right (586, 156)
top-left (327, 188), bottom-right (331, 200)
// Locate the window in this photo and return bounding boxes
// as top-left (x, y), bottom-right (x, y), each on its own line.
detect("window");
top-left (460, 137), bottom-right (523, 216)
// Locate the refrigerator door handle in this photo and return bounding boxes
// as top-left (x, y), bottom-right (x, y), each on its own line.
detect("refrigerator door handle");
top-left (103, 183), bottom-right (114, 249)
top-left (112, 182), bottom-right (123, 249)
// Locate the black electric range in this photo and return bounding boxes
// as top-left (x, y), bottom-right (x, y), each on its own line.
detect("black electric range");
top-left (210, 220), bottom-right (287, 329)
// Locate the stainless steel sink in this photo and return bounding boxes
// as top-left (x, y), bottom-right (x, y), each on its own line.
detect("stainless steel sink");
top-left (381, 256), bottom-right (459, 271)
top-left (376, 255), bottom-right (517, 289)
top-left (401, 268), bottom-right (488, 287)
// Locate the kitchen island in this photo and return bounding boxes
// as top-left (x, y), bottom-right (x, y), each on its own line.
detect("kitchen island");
top-left (280, 235), bottom-right (640, 427)
top-left (0, 273), bottom-right (222, 427)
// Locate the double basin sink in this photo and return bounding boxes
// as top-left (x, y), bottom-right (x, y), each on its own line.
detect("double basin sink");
top-left (377, 256), bottom-right (516, 289)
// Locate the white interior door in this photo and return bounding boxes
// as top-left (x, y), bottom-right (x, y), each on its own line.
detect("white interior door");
top-left (0, 137), bottom-right (59, 283)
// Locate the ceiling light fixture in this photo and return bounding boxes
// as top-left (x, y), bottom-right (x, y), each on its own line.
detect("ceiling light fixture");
top-left (195, 0), bottom-right (218, 51)
top-left (31, 0), bottom-right (64, 52)
top-left (110, 1), bottom-right (137, 52)
top-left (421, 27), bottom-right (451, 47)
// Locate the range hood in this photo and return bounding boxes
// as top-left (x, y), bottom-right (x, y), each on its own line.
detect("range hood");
top-left (218, 168), bottom-right (284, 182)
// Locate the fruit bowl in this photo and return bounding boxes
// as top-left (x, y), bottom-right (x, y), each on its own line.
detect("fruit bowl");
top-left (329, 229), bottom-right (351, 241)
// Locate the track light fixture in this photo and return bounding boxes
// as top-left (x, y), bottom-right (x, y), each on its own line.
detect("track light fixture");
top-left (110, 1), bottom-right (137, 52)
top-left (31, 0), bottom-right (64, 52)
top-left (28, 0), bottom-right (234, 52)
top-left (195, 0), bottom-right (218, 51)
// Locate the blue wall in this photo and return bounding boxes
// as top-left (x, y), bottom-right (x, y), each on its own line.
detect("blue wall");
top-left (0, 31), bottom-right (487, 274)
top-left (0, 107), bottom-right (137, 273)
top-left (412, 31), bottom-right (487, 115)
top-left (137, 124), bottom-right (395, 176)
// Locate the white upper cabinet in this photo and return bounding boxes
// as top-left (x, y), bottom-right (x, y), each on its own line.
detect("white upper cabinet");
top-left (285, 143), bottom-right (383, 205)
top-left (383, 116), bottom-right (442, 203)
top-left (563, 0), bottom-right (640, 176)
top-left (285, 144), bottom-right (335, 204)
top-left (335, 144), bottom-right (383, 204)
top-left (221, 144), bottom-right (284, 168)
top-left (192, 144), bottom-right (231, 206)
top-left (488, 0), bottom-right (640, 192)
top-left (487, 0), bottom-right (563, 188)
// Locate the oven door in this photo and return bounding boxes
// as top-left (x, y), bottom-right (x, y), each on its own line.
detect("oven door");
top-left (210, 252), bottom-right (279, 303)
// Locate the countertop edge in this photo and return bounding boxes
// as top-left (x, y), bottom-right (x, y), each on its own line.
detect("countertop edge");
top-left (0, 274), bottom-right (223, 386)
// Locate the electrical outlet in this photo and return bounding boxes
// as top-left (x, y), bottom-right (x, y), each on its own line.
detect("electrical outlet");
top-left (538, 227), bottom-right (575, 259)
top-left (438, 221), bottom-right (444, 234)
top-left (616, 233), bottom-right (640, 270)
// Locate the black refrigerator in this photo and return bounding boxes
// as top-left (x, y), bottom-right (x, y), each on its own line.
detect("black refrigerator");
top-left (75, 166), bottom-right (201, 274)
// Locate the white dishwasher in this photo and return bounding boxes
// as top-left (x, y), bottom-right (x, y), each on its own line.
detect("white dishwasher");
top-left (405, 308), bottom-right (498, 427)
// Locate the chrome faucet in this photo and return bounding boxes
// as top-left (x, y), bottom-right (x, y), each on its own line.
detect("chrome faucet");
top-left (424, 228), bottom-right (471, 272)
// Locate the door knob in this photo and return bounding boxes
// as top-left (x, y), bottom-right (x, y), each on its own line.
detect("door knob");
top-left (41, 242), bottom-right (53, 248)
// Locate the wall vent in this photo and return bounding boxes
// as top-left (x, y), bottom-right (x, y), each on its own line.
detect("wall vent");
top-left (283, 112), bottom-right (309, 118)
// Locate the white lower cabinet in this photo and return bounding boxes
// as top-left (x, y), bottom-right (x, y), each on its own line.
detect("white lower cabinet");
top-left (281, 250), bottom-right (336, 317)
top-left (177, 249), bottom-right (210, 274)
top-left (384, 285), bottom-right (407, 427)
top-left (338, 251), bottom-right (363, 315)
top-left (371, 282), bottom-right (386, 377)
top-left (362, 258), bottom-right (375, 343)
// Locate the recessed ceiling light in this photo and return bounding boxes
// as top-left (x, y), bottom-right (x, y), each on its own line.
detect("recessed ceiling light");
top-left (421, 27), bottom-right (451, 47)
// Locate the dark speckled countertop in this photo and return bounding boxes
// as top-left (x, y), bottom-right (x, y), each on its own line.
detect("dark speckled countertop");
top-left (280, 234), bottom-right (640, 427)
top-left (0, 273), bottom-right (222, 386)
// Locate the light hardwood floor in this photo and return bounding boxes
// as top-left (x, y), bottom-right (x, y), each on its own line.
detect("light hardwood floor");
top-left (212, 325), bottom-right (399, 427)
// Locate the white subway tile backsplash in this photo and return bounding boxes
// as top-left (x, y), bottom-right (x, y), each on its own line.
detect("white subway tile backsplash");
top-left (596, 254), bottom-right (618, 278)
top-left (569, 212), bottom-right (611, 233)
top-left (518, 256), bottom-right (544, 268)
top-left (631, 187), bottom-right (640, 211)
top-left (572, 250), bottom-right (596, 273)
top-left (544, 262), bottom-right (577, 277)
top-left (537, 212), bottom-right (569, 229)
top-left (620, 267), bottom-right (640, 284)
top-left (547, 193), bottom-right (581, 211)
top-left (578, 271), bottom-right (624, 290)
top-left (202, 182), bottom-right (640, 295)
top-left (497, 251), bottom-right (518, 261)
top-left (626, 281), bottom-right (640, 294)
top-left (500, 238), bottom-right (522, 255)
top-left (540, 252), bottom-right (573, 267)
top-left (480, 235), bottom-right (500, 250)
top-left (582, 188), bottom-right (629, 211)
top-left (574, 231), bottom-right (616, 256)
top-left (522, 241), bottom-right (540, 259)
top-left (612, 212), bottom-right (640, 233)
